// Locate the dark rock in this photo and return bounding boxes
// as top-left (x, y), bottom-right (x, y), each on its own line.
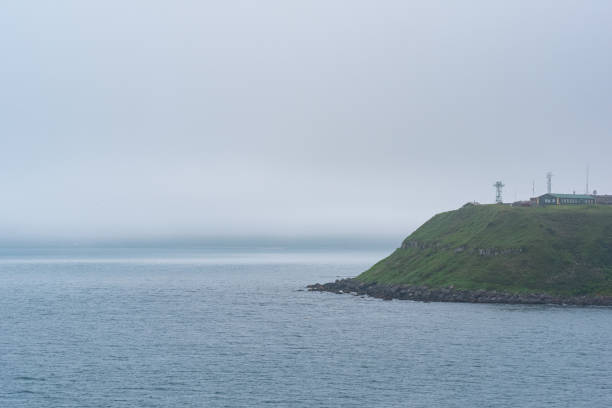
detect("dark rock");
top-left (307, 278), bottom-right (612, 306)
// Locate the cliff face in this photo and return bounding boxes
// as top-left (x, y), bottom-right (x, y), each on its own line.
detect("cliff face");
top-left (357, 204), bottom-right (612, 296)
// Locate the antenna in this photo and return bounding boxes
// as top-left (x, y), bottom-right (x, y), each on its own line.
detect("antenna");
top-left (493, 181), bottom-right (505, 204)
top-left (586, 165), bottom-right (590, 195)
top-left (546, 172), bottom-right (553, 194)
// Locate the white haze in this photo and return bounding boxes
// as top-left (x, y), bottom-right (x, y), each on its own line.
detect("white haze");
top-left (1, 1), bottom-right (611, 243)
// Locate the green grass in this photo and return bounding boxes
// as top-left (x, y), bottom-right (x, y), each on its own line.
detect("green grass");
top-left (357, 204), bottom-right (612, 296)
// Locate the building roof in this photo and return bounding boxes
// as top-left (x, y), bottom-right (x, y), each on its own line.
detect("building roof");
top-left (542, 193), bottom-right (594, 200)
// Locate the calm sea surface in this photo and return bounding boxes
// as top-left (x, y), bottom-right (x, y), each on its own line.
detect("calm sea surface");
top-left (1, 247), bottom-right (611, 407)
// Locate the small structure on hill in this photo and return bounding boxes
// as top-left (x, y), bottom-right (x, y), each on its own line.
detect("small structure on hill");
top-left (595, 195), bottom-right (612, 205)
top-left (535, 193), bottom-right (595, 206)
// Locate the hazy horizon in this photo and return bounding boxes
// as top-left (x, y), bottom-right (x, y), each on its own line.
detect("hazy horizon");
top-left (2, 1), bottom-right (611, 243)
top-left (0, 234), bottom-right (401, 251)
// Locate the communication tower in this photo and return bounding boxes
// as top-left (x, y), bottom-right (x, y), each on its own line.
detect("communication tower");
top-left (546, 172), bottom-right (553, 194)
top-left (585, 165), bottom-right (590, 195)
top-left (493, 181), bottom-right (505, 204)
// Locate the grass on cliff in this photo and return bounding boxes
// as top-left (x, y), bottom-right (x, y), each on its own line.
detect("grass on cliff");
top-left (357, 204), bottom-right (612, 296)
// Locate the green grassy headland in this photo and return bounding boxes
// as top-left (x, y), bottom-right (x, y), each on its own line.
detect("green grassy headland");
top-left (357, 204), bottom-right (612, 296)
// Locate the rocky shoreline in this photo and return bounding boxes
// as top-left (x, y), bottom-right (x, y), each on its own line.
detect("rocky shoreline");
top-left (307, 278), bottom-right (612, 306)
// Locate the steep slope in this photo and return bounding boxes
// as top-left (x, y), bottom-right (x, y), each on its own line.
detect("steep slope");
top-left (357, 204), bottom-right (612, 296)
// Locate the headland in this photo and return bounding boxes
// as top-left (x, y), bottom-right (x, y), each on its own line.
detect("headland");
top-left (309, 204), bottom-right (612, 305)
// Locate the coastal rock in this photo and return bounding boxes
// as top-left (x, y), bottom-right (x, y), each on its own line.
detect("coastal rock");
top-left (307, 279), bottom-right (612, 306)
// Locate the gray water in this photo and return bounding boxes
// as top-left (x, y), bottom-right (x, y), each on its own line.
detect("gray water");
top-left (1, 247), bottom-right (611, 407)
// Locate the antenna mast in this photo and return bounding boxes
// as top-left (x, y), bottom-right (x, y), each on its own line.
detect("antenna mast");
top-left (586, 165), bottom-right (590, 194)
top-left (546, 172), bottom-right (553, 194)
top-left (494, 181), bottom-right (505, 204)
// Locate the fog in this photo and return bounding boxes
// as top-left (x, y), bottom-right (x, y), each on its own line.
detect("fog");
top-left (1, 1), bottom-right (611, 243)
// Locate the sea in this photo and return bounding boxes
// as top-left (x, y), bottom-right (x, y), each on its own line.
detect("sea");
top-left (1, 246), bottom-right (611, 407)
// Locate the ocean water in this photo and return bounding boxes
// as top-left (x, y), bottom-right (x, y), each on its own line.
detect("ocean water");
top-left (1, 247), bottom-right (611, 407)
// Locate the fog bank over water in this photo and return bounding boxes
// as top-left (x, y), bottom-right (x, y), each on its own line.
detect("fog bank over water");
top-left (1, 1), bottom-right (612, 242)
top-left (0, 236), bottom-right (401, 252)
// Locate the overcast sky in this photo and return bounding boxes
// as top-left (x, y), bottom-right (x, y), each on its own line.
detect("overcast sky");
top-left (1, 1), bottom-right (611, 243)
